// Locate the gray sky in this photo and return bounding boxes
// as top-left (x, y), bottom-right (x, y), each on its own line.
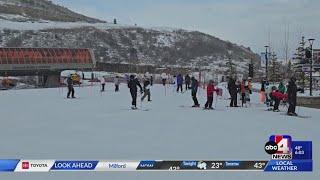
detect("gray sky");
top-left (52, 0), bottom-right (320, 60)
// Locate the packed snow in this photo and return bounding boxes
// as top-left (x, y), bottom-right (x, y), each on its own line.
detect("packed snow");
top-left (0, 83), bottom-right (319, 180)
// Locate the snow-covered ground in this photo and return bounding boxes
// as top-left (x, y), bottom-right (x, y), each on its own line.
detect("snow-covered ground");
top-left (0, 83), bottom-right (319, 180)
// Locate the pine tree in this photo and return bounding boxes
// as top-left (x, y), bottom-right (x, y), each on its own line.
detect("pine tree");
top-left (226, 57), bottom-right (236, 78)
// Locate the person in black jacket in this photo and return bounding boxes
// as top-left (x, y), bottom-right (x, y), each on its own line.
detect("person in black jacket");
top-left (191, 77), bottom-right (200, 107)
top-left (228, 77), bottom-right (238, 107)
top-left (287, 77), bottom-right (298, 116)
top-left (66, 76), bottom-right (75, 98)
top-left (128, 75), bottom-right (143, 109)
top-left (185, 74), bottom-right (191, 90)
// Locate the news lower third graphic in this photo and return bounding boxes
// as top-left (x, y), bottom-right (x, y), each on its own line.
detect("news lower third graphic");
top-left (0, 135), bottom-right (312, 172)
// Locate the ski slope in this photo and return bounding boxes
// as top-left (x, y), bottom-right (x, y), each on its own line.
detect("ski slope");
top-left (0, 83), bottom-right (319, 180)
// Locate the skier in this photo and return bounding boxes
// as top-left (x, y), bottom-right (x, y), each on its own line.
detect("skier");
top-left (141, 76), bottom-right (152, 102)
top-left (161, 72), bottom-right (167, 86)
top-left (191, 76), bottom-right (200, 107)
top-left (270, 87), bottom-right (288, 112)
top-left (176, 74), bottom-right (183, 93)
top-left (185, 74), bottom-right (191, 90)
top-left (278, 81), bottom-right (286, 94)
top-left (265, 82), bottom-right (273, 107)
top-left (287, 77), bottom-right (298, 116)
top-left (228, 77), bottom-right (238, 107)
top-left (66, 75), bottom-right (75, 98)
top-left (100, 76), bottom-right (106, 92)
top-left (204, 80), bottom-right (217, 109)
top-left (114, 76), bottom-right (120, 92)
top-left (128, 75), bottom-right (143, 110)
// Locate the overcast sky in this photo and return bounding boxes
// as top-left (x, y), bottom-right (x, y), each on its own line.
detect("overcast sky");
top-left (51, 0), bottom-right (320, 60)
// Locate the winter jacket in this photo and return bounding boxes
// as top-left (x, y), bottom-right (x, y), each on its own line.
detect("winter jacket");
top-left (278, 84), bottom-right (286, 94)
top-left (271, 90), bottom-right (288, 101)
top-left (185, 75), bottom-right (191, 83)
top-left (240, 82), bottom-right (246, 94)
top-left (114, 77), bottom-right (120, 85)
top-left (228, 79), bottom-right (237, 95)
top-left (161, 73), bottom-right (167, 80)
top-left (128, 78), bottom-right (142, 93)
top-left (191, 78), bottom-right (198, 93)
top-left (100, 77), bottom-right (106, 84)
top-left (67, 77), bottom-right (73, 87)
top-left (143, 79), bottom-right (151, 90)
top-left (207, 84), bottom-right (217, 97)
top-left (177, 75), bottom-right (183, 85)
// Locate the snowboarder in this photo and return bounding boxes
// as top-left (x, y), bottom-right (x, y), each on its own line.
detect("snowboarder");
top-left (141, 77), bottom-right (152, 102)
top-left (66, 75), bottom-right (75, 98)
top-left (128, 75), bottom-right (143, 109)
top-left (161, 73), bottom-right (167, 86)
top-left (176, 74), bottom-right (183, 93)
top-left (185, 74), bottom-right (191, 90)
top-left (287, 77), bottom-right (298, 116)
top-left (100, 76), bottom-right (106, 92)
top-left (114, 76), bottom-right (120, 92)
top-left (204, 80), bottom-right (217, 109)
top-left (228, 77), bottom-right (238, 107)
top-left (191, 76), bottom-right (200, 107)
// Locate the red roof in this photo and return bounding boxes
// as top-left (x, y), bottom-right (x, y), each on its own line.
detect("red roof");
top-left (0, 48), bottom-right (93, 65)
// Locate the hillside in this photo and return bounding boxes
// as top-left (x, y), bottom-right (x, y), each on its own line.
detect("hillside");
top-left (0, 26), bottom-right (260, 74)
top-left (0, 0), bottom-right (105, 23)
top-left (0, 0), bottom-right (261, 76)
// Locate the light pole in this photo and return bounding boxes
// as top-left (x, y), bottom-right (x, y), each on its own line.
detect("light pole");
top-left (308, 38), bottom-right (315, 96)
top-left (264, 45), bottom-right (269, 80)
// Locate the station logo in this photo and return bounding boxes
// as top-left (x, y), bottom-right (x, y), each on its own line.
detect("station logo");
top-left (265, 135), bottom-right (292, 160)
top-left (22, 162), bottom-right (29, 169)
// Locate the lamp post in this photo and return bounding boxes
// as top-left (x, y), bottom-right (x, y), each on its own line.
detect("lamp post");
top-left (264, 45), bottom-right (269, 80)
top-left (308, 38), bottom-right (315, 96)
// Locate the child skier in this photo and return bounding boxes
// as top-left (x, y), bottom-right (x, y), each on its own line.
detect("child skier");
top-left (128, 75), bottom-right (143, 110)
top-left (204, 80), bottom-right (217, 110)
top-left (100, 76), bottom-right (106, 92)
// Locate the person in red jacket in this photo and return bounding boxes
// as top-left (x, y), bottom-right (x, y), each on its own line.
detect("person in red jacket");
top-left (204, 80), bottom-right (217, 109)
top-left (271, 88), bottom-right (288, 112)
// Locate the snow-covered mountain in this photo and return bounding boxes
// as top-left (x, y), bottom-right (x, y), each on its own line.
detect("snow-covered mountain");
top-left (0, 0), bottom-right (261, 75)
top-left (0, 0), bottom-right (105, 23)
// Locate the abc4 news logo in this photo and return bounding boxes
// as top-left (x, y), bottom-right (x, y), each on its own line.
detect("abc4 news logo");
top-left (264, 135), bottom-right (292, 160)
